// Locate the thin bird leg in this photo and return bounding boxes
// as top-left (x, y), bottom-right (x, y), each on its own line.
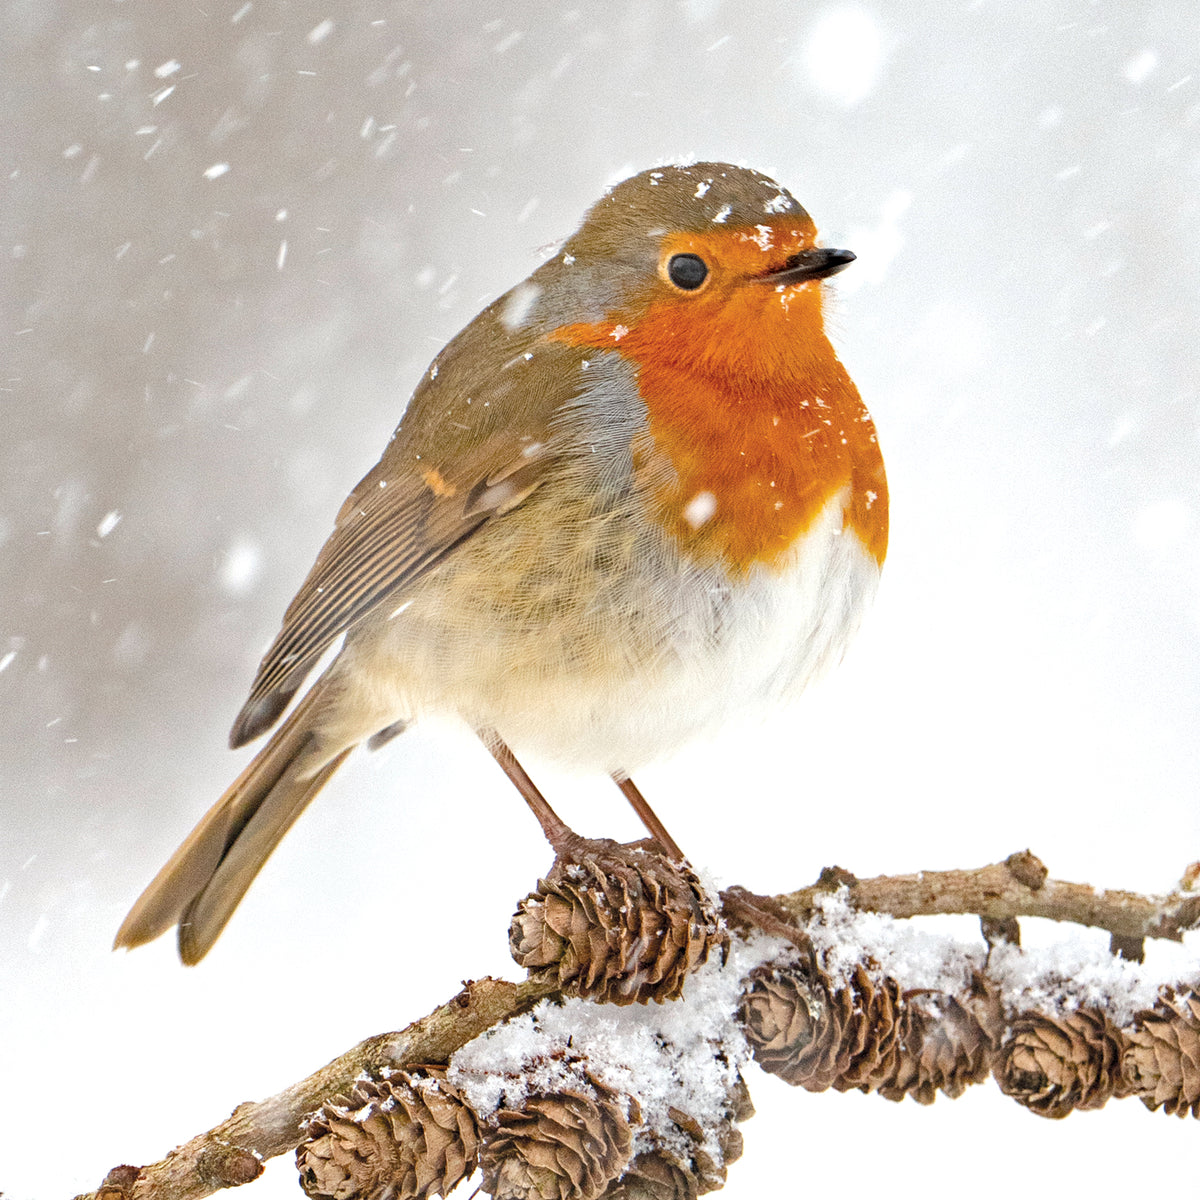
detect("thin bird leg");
top-left (612, 774), bottom-right (685, 861)
top-left (480, 729), bottom-right (577, 854)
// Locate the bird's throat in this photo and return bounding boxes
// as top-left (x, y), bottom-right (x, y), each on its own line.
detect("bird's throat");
top-left (551, 299), bottom-right (889, 575)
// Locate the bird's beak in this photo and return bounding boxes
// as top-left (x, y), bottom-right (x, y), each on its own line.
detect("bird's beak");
top-left (757, 247), bottom-right (856, 285)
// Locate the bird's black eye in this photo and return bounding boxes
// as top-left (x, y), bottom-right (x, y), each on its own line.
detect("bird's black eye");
top-left (666, 253), bottom-right (709, 291)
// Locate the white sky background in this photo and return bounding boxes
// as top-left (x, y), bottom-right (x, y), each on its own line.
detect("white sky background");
top-left (3, 0), bottom-right (1200, 1194)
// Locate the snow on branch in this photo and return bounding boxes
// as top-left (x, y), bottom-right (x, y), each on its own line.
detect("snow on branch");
top-left (78, 844), bottom-right (1200, 1200)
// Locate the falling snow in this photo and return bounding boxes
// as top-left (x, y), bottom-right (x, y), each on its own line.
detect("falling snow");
top-left (6, 6), bottom-right (1200, 1199)
top-left (802, 8), bottom-right (884, 105)
top-left (220, 539), bottom-right (261, 594)
top-left (500, 282), bottom-right (541, 330)
top-left (682, 491), bottom-right (718, 529)
top-left (96, 510), bottom-right (122, 538)
top-left (307, 18), bottom-right (334, 44)
top-left (1124, 49), bottom-right (1157, 84)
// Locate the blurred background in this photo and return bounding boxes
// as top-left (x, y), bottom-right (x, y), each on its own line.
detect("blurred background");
top-left (3, 0), bottom-right (1199, 1194)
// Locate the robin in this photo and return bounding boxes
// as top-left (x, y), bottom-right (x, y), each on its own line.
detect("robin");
top-left (116, 162), bottom-right (888, 964)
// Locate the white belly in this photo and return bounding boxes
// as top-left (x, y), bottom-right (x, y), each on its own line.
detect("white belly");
top-left (328, 489), bottom-right (880, 774)
top-left (494, 495), bottom-right (879, 770)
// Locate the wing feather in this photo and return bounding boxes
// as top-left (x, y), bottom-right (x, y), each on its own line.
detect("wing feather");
top-left (228, 324), bottom-right (585, 747)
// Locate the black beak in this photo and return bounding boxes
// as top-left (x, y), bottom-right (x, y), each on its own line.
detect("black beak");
top-left (757, 247), bottom-right (856, 285)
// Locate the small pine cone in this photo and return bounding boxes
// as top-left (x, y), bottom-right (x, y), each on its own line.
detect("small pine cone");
top-left (603, 1154), bottom-right (696, 1200)
top-left (829, 966), bottom-right (904, 1092)
top-left (605, 1075), bottom-right (753, 1200)
top-left (740, 961), bottom-right (901, 1092)
top-left (510, 838), bottom-right (720, 1004)
top-left (481, 1077), bottom-right (638, 1200)
top-left (297, 1070), bottom-right (479, 1200)
top-left (995, 1008), bottom-right (1127, 1119)
top-left (870, 983), bottom-right (998, 1105)
top-left (1124, 989), bottom-right (1200, 1117)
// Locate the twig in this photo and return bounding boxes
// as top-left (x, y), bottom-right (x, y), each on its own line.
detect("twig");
top-left (772, 851), bottom-right (1200, 943)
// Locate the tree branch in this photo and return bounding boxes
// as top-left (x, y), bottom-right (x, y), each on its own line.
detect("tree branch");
top-left (766, 851), bottom-right (1200, 943)
top-left (77, 850), bottom-right (1200, 1200)
top-left (80, 977), bottom-right (557, 1200)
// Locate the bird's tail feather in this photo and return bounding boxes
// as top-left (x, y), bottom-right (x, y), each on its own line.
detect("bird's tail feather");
top-left (114, 684), bottom-right (353, 964)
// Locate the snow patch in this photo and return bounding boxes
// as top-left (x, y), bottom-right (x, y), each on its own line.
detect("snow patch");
top-left (449, 935), bottom-right (785, 1163)
top-left (989, 940), bottom-right (1163, 1025)
top-left (808, 890), bottom-right (983, 994)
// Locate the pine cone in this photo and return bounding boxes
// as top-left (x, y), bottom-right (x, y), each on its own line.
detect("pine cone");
top-left (510, 839), bottom-right (720, 1004)
top-left (604, 1075), bottom-right (753, 1200)
top-left (870, 981), bottom-right (999, 1105)
top-left (995, 1008), bottom-right (1127, 1119)
top-left (297, 1070), bottom-right (479, 1200)
top-left (829, 966), bottom-right (904, 1093)
top-left (740, 962), bottom-right (901, 1092)
top-left (481, 1077), bottom-right (638, 1200)
top-left (603, 1154), bottom-right (696, 1200)
top-left (1124, 989), bottom-right (1200, 1117)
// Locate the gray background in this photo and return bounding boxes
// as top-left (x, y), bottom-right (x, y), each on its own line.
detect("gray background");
top-left (3, 0), bottom-right (1199, 1194)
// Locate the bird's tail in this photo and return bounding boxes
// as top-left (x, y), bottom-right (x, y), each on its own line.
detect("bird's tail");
top-left (114, 684), bottom-right (352, 964)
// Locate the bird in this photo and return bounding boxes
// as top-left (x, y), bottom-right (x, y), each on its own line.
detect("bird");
top-left (115, 162), bottom-right (888, 964)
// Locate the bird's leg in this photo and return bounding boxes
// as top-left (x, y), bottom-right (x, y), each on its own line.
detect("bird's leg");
top-left (612, 774), bottom-right (685, 861)
top-left (479, 729), bottom-right (579, 855)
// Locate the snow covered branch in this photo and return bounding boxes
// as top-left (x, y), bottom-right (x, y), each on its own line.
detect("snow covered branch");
top-left (77, 844), bottom-right (1200, 1200)
top-left (765, 849), bottom-right (1200, 958)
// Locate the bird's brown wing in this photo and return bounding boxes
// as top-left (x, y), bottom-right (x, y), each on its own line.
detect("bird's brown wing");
top-left (230, 329), bottom-right (582, 747)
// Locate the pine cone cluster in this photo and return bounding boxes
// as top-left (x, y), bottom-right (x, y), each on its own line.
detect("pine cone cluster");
top-left (297, 1070), bottom-right (479, 1200)
top-left (480, 1073), bottom-right (638, 1200)
top-left (510, 839), bottom-right (720, 1004)
top-left (993, 1007), bottom-right (1128, 1119)
top-left (740, 961), bottom-right (1000, 1104)
top-left (1124, 989), bottom-right (1200, 1117)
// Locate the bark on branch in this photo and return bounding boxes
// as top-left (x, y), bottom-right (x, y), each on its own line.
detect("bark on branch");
top-left (766, 851), bottom-right (1200, 945)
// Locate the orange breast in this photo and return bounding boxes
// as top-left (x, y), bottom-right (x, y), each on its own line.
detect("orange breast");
top-left (552, 281), bottom-right (888, 575)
